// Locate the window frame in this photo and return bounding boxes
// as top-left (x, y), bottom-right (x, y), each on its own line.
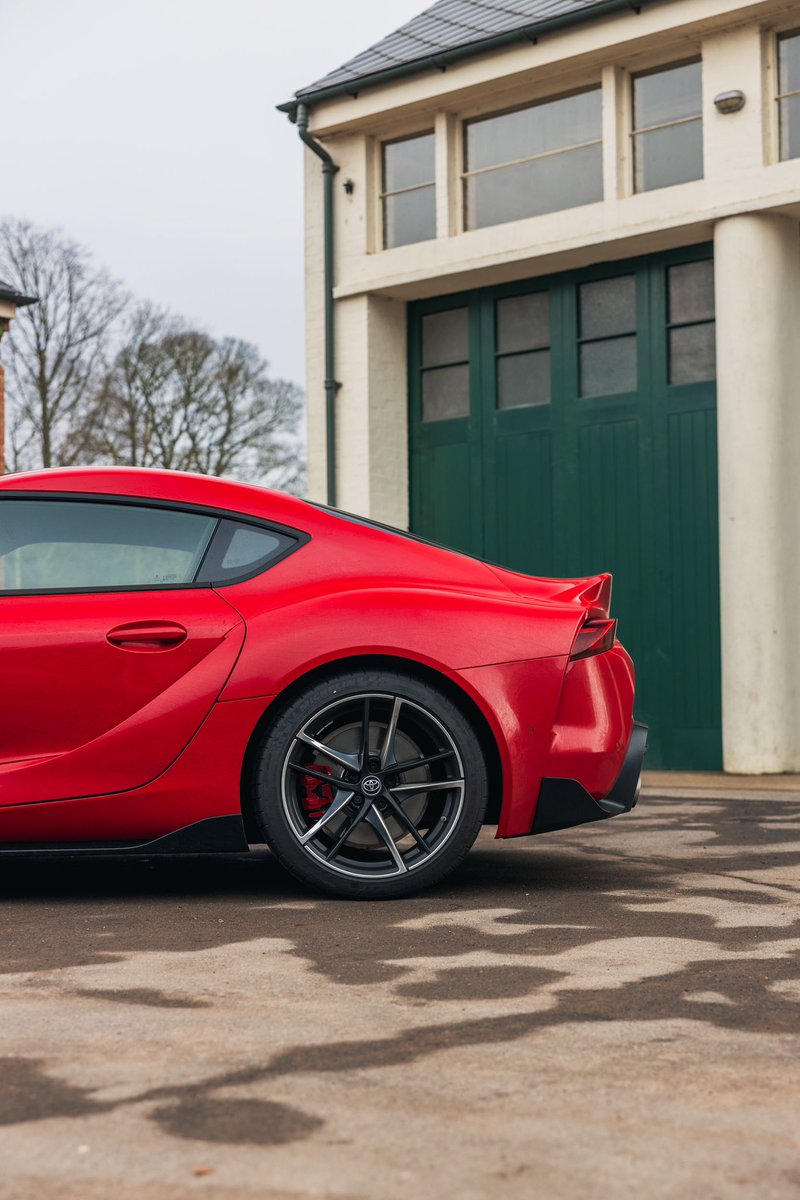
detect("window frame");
top-left (380, 129), bottom-right (437, 250)
top-left (630, 56), bottom-right (704, 193)
top-left (461, 84), bottom-right (604, 231)
top-left (0, 493), bottom-right (309, 598)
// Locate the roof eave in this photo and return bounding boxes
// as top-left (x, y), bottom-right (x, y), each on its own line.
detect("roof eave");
top-left (278, 0), bottom-right (650, 116)
top-left (0, 287), bottom-right (37, 308)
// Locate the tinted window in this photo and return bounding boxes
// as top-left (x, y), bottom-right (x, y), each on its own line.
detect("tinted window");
top-left (382, 133), bottom-right (436, 249)
top-left (632, 61), bottom-right (703, 192)
top-left (778, 31), bottom-right (800, 160)
top-left (464, 89), bottom-right (603, 230)
top-left (196, 519), bottom-right (296, 583)
top-left (0, 500), bottom-right (216, 592)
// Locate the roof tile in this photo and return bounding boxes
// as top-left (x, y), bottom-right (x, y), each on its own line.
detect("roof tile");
top-left (296, 0), bottom-right (615, 98)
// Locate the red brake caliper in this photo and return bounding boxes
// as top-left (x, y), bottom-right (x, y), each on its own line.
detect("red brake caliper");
top-left (301, 764), bottom-right (335, 819)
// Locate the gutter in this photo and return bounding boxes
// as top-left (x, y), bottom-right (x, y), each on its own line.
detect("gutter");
top-left (279, 1), bottom-right (648, 114)
top-left (293, 102), bottom-right (340, 507)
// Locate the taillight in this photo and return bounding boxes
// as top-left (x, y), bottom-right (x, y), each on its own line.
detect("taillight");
top-left (570, 617), bottom-right (617, 661)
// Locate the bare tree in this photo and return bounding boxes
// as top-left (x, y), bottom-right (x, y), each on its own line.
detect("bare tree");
top-left (0, 217), bottom-right (128, 469)
top-left (93, 305), bottom-right (305, 492)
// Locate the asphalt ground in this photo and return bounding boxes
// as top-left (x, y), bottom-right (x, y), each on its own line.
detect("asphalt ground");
top-left (0, 784), bottom-right (798, 1199)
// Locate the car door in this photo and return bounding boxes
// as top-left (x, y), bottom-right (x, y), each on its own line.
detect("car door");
top-left (0, 495), bottom-right (245, 806)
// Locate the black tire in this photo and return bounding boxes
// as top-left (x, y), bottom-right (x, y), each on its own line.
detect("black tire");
top-left (252, 668), bottom-right (488, 899)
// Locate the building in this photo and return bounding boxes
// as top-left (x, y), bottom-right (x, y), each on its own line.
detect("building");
top-left (282, 0), bottom-right (800, 773)
top-left (0, 279), bottom-right (37, 476)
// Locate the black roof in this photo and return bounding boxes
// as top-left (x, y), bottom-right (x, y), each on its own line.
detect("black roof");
top-left (284, 0), bottom-right (647, 109)
top-left (0, 278), bottom-right (36, 308)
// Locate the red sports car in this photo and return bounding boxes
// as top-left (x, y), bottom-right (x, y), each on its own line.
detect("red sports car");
top-left (0, 468), bottom-right (646, 898)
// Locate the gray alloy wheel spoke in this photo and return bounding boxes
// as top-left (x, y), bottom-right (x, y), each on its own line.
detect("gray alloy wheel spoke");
top-left (379, 696), bottom-right (403, 769)
top-left (380, 786), bottom-right (429, 852)
top-left (389, 779), bottom-right (465, 796)
top-left (323, 795), bottom-right (374, 861)
top-left (385, 748), bottom-right (456, 777)
top-left (298, 789), bottom-right (355, 845)
top-left (297, 731), bottom-right (360, 772)
top-left (364, 805), bottom-right (409, 874)
top-left (360, 696), bottom-right (371, 770)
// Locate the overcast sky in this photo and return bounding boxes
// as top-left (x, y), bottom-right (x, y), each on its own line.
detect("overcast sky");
top-left (2, 0), bottom-right (423, 387)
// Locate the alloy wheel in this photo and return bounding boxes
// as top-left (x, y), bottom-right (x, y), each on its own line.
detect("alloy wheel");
top-left (280, 692), bottom-right (465, 880)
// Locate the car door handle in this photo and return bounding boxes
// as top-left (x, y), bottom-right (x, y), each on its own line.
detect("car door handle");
top-left (106, 621), bottom-right (188, 650)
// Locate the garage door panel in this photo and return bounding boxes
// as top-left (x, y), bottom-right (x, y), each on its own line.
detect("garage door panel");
top-left (410, 245), bottom-right (721, 769)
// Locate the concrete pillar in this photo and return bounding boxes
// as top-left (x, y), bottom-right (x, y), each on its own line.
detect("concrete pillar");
top-left (714, 213), bottom-right (800, 772)
top-left (334, 293), bottom-right (408, 526)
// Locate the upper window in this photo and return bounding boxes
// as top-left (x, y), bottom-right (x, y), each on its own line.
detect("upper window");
top-left (777, 31), bottom-right (800, 160)
top-left (0, 500), bottom-right (216, 592)
top-left (463, 89), bottom-right (603, 230)
top-left (632, 61), bottom-right (703, 192)
top-left (382, 132), bottom-right (436, 249)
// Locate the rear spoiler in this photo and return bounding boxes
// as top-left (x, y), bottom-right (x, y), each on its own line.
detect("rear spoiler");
top-left (551, 574), bottom-right (612, 619)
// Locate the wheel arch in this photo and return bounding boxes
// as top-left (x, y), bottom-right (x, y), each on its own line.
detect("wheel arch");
top-left (239, 653), bottom-right (504, 840)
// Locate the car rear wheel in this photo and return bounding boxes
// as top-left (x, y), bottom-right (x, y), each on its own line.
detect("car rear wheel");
top-left (253, 668), bottom-right (488, 898)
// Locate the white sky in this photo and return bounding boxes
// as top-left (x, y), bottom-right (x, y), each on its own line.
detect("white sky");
top-left (2, 0), bottom-right (424, 387)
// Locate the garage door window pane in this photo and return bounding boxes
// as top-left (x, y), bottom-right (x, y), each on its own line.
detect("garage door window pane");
top-left (667, 259), bottom-right (716, 386)
top-left (422, 364), bottom-right (470, 422)
top-left (633, 61), bottom-right (703, 192)
top-left (421, 308), bottom-right (470, 422)
top-left (0, 501), bottom-right (216, 592)
top-left (383, 133), bottom-right (436, 248)
top-left (497, 351), bottom-right (551, 409)
top-left (580, 337), bottom-right (637, 398)
top-left (668, 260), bottom-right (714, 324)
top-left (580, 276), bottom-right (636, 340)
top-left (497, 293), bottom-right (550, 354)
top-left (579, 275), bottom-right (638, 397)
top-left (669, 324), bottom-right (716, 385)
top-left (422, 308), bottom-right (469, 366)
top-left (464, 88), bottom-right (602, 230)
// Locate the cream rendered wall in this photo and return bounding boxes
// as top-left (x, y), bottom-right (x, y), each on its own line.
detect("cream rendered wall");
top-left (715, 214), bottom-right (800, 773)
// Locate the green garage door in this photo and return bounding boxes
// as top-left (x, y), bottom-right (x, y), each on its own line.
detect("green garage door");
top-left (409, 245), bottom-right (721, 770)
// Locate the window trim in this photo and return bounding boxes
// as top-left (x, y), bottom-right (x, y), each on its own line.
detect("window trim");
top-left (630, 57), bottom-right (704, 194)
top-left (380, 129), bottom-right (436, 250)
top-left (461, 84), bottom-right (604, 231)
top-left (0, 493), bottom-right (309, 597)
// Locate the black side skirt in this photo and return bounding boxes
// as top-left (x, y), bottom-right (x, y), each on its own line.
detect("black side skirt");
top-left (0, 815), bottom-right (249, 857)
top-left (532, 722), bottom-right (648, 836)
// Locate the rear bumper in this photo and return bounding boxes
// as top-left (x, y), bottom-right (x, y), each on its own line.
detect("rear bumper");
top-left (531, 722), bottom-right (648, 836)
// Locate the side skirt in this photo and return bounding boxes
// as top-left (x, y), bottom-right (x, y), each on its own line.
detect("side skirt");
top-left (0, 815), bottom-right (250, 857)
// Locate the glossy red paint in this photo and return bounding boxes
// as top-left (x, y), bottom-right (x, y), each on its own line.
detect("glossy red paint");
top-left (0, 467), bottom-right (639, 847)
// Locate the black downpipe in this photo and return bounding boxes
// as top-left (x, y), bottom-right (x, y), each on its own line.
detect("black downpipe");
top-left (294, 102), bottom-right (340, 507)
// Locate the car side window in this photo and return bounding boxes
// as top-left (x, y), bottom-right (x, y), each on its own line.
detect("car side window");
top-left (0, 499), bottom-right (217, 593)
top-left (196, 519), bottom-right (296, 584)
